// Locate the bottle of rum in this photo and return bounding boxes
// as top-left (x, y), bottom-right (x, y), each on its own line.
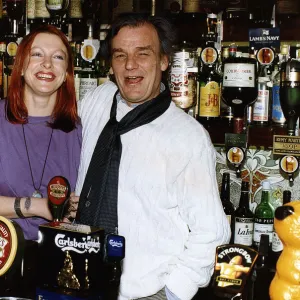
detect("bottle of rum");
top-left (233, 181), bottom-right (254, 247)
top-left (253, 180), bottom-right (274, 249)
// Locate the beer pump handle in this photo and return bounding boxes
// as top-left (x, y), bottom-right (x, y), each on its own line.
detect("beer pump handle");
top-left (47, 176), bottom-right (71, 222)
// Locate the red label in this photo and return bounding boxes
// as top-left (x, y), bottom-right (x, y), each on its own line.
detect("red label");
top-left (47, 176), bottom-right (70, 205)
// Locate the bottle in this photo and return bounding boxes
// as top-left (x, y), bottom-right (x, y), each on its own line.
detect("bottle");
top-left (4, 32), bottom-right (18, 98)
top-left (233, 181), bottom-right (254, 247)
top-left (251, 234), bottom-right (273, 300)
top-left (169, 41), bottom-right (198, 111)
top-left (280, 46), bottom-right (300, 136)
top-left (73, 41), bottom-right (82, 102)
top-left (271, 63), bottom-right (286, 126)
top-left (252, 65), bottom-right (272, 126)
top-left (198, 45), bottom-right (221, 128)
top-left (220, 173), bottom-right (235, 234)
top-left (79, 22), bottom-right (98, 101)
top-left (197, 44), bottom-right (220, 127)
top-left (253, 180), bottom-right (274, 249)
top-left (269, 190), bottom-right (291, 272)
top-left (68, 0), bottom-right (84, 42)
top-left (222, 46), bottom-right (258, 133)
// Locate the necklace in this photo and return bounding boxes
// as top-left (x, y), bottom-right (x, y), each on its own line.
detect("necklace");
top-left (22, 124), bottom-right (54, 198)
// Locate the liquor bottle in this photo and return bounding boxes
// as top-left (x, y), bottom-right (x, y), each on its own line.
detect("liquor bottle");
top-left (73, 41), bottom-right (82, 102)
top-left (279, 48), bottom-right (300, 136)
top-left (6, 0), bottom-right (24, 20)
top-left (251, 234), bottom-right (273, 300)
top-left (169, 41), bottom-right (198, 111)
top-left (68, 0), bottom-right (84, 42)
top-left (253, 180), bottom-right (274, 249)
top-left (34, 0), bottom-right (50, 27)
top-left (252, 65), bottom-right (272, 126)
top-left (269, 190), bottom-right (291, 272)
top-left (233, 181), bottom-right (254, 247)
top-left (271, 63), bottom-right (286, 126)
top-left (220, 173), bottom-right (235, 235)
top-left (197, 44), bottom-right (220, 127)
top-left (221, 46), bottom-right (258, 133)
top-left (79, 22), bottom-right (99, 101)
top-left (3, 32), bottom-right (19, 98)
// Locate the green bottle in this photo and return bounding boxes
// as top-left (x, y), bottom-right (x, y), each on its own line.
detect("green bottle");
top-left (253, 180), bottom-right (274, 249)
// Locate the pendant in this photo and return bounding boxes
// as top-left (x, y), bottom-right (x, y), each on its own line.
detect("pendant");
top-left (32, 190), bottom-right (43, 198)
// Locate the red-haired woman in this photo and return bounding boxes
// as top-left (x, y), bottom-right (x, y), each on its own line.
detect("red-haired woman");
top-left (0, 24), bottom-right (81, 241)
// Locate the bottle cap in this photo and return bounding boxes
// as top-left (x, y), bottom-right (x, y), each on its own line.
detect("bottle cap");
top-left (262, 180), bottom-right (271, 190)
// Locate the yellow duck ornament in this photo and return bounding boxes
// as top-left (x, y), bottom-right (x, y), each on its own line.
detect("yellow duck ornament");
top-left (270, 201), bottom-right (300, 300)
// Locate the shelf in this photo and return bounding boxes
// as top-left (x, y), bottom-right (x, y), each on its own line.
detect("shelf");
top-left (200, 119), bottom-right (288, 149)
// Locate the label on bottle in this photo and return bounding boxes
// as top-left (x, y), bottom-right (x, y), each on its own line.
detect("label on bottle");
top-left (26, 0), bottom-right (35, 19)
top-left (234, 217), bottom-right (254, 246)
top-left (69, 0), bottom-right (82, 18)
top-left (35, 0), bottom-right (50, 18)
top-left (170, 53), bottom-right (196, 109)
top-left (199, 81), bottom-right (220, 117)
top-left (223, 63), bottom-right (255, 88)
top-left (79, 78), bottom-right (97, 101)
top-left (252, 88), bottom-right (269, 122)
top-left (272, 85), bottom-right (286, 123)
top-left (253, 218), bottom-right (273, 245)
top-left (271, 231), bottom-right (283, 252)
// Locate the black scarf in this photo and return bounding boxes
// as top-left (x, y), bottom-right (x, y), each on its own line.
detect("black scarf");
top-left (76, 87), bottom-right (171, 233)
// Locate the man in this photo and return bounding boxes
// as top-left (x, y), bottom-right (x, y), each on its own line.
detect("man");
top-left (74, 14), bottom-right (230, 300)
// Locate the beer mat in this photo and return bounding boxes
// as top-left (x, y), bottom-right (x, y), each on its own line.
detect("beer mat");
top-left (0, 216), bottom-right (24, 276)
top-left (212, 244), bottom-right (258, 296)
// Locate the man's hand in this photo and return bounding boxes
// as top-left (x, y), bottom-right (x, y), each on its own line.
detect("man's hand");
top-left (63, 192), bottom-right (79, 223)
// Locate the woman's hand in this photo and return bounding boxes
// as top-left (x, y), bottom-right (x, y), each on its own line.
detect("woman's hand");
top-left (63, 192), bottom-right (79, 223)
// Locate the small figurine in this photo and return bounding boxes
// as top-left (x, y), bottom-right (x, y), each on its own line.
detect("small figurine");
top-left (57, 250), bottom-right (80, 290)
top-left (270, 201), bottom-right (300, 300)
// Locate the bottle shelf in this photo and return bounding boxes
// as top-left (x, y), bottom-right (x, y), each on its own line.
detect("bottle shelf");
top-left (202, 120), bottom-right (288, 149)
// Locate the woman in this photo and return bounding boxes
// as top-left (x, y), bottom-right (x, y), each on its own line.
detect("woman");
top-left (0, 24), bottom-right (81, 241)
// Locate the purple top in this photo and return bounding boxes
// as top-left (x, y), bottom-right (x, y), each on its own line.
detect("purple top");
top-left (0, 100), bottom-right (82, 240)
